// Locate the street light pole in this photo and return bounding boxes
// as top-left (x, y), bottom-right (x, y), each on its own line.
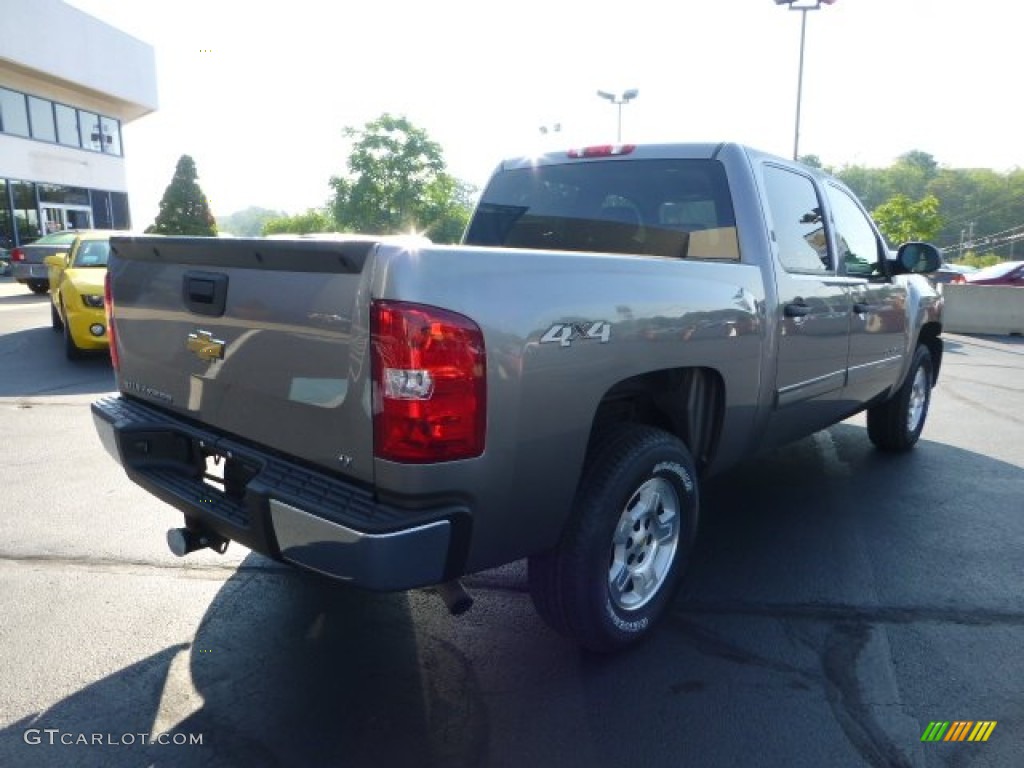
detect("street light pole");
top-left (775, 0), bottom-right (835, 161)
top-left (597, 89), bottom-right (639, 142)
top-left (793, 8), bottom-right (809, 161)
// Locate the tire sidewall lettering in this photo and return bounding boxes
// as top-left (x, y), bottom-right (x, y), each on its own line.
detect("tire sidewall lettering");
top-left (599, 451), bottom-right (697, 640)
top-left (604, 597), bottom-right (650, 633)
top-left (652, 460), bottom-right (694, 493)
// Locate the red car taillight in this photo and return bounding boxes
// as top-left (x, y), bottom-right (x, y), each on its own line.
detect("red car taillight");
top-left (371, 300), bottom-right (486, 463)
top-left (11, 248), bottom-right (25, 262)
top-left (105, 272), bottom-right (120, 370)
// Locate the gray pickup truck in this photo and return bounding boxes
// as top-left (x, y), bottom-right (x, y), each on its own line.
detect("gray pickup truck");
top-left (93, 143), bottom-right (943, 651)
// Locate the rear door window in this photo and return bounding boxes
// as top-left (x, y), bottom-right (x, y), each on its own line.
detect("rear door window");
top-left (762, 165), bottom-right (833, 274)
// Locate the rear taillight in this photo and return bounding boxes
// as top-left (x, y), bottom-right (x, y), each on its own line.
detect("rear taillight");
top-left (371, 300), bottom-right (485, 463)
top-left (105, 272), bottom-right (119, 370)
top-left (11, 248), bottom-right (25, 262)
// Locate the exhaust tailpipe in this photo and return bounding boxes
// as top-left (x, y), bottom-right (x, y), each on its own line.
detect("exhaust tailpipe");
top-left (435, 579), bottom-right (474, 616)
top-left (166, 527), bottom-right (229, 557)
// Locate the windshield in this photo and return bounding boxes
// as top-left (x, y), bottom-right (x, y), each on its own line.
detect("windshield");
top-left (31, 231), bottom-right (80, 247)
top-left (72, 240), bottom-right (110, 267)
top-left (464, 158), bottom-right (739, 260)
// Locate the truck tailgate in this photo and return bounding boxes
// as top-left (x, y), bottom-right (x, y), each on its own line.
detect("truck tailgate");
top-left (108, 236), bottom-right (377, 483)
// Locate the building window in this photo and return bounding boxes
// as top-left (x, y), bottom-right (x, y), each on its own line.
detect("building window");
top-left (0, 180), bottom-right (15, 250)
top-left (79, 111), bottom-right (101, 151)
top-left (91, 191), bottom-right (113, 229)
top-left (56, 103), bottom-right (81, 147)
top-left (0, 88), bottom-right (30, 136)
top-left (111, 191), bottom-right (131, 229)
top-left (11, 181), bottom-right (42, 243)
top-left (28, 96), bottom-right (57, 142)
top-left (1, 87), bottom-right (123, 156)
top-left (38, 183), bottom-right (90, 207)
top-left (100, 116), bottom-right (122, 155)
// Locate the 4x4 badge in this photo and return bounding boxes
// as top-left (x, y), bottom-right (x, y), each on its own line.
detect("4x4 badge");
top-left (187, 330), bottom-right (225, 361)
top-left (540, 321), bottom-right (612, 348)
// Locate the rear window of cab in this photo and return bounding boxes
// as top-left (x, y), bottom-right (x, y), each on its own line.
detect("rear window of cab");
top-left (464, 159), bottom-right (739, 261)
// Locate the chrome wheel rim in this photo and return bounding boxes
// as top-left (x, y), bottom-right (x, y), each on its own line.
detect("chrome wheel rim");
top-left (608, 477), bottom-right (681, 611)
top-left (907, 366), bottom-right (929, 433)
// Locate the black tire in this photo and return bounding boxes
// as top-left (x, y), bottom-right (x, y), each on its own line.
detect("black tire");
top-left (50, 301), bottom-right (63, 331)
top-left (528, 425), bottom-right (699, 653)
top-left (867, 344), bottom-right (933, 452)
top-left (28, 280), bottom-right (49, 295)
top-left (62, 306), bottom-right (85, 361)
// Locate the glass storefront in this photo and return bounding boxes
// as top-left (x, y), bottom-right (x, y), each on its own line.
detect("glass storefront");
top-left (0, 179), bottom-right (132, 246)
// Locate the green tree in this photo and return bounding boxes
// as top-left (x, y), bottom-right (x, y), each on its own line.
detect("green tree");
top-left (959, 252), bottom-right (1003, 269)
top-left (147, 155), bottom-right (217, 236)
top-left (837, 151), bottom-right (1024, 259)
top-left (262, 208), bottom-right (333, 235)
top-left (217, 206), bottom-right (286, 237)
top-left (329, 114), bottom-right (473, 242)
top-left (872, 194), bottom-right (944, 244)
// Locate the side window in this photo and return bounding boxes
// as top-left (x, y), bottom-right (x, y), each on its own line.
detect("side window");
top-left (825, 185), bottom-right (883, 277)
top-left (762, 165), bottom-right (832, 274)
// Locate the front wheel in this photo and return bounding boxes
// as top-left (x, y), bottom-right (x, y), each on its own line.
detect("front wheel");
top-left (528, 425), bottom-right (699, 652)
top-left (62, 306), bottom-right (85, 361)
top-left (867, 344), bottom-right (933, 452)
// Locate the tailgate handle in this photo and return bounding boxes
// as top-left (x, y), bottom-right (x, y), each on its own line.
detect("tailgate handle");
top-left (183, 272), bottom-right (228, 317)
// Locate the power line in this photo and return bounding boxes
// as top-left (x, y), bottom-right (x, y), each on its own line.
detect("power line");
top-left (941, 226), bottom-right (1024, 256)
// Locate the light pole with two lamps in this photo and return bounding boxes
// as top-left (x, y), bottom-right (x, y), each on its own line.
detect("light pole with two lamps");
top-left (596, 89), bottom-right (639, 143)
top-left (774, 0), bottom-right (835, 161)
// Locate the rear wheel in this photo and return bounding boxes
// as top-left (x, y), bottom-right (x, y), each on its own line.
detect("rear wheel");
top-left (528, 425), bottom-right (699, 652)
top-left (867, 344), bottom-right (933, 452)
top-left (28, 280), bottom-right (49, 295)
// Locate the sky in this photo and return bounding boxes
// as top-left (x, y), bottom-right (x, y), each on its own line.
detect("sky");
top-left (66, 0), bottom-right (1021, 230)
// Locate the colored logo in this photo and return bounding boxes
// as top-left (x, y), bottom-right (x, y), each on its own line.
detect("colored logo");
top-left (187, 330), bottom-right (225, 362)
top-left (921, 721), bottom-right (997, 742)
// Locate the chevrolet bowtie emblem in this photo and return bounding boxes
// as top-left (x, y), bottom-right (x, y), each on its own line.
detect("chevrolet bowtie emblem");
top-left (187, 330), bottom-right (225, 362)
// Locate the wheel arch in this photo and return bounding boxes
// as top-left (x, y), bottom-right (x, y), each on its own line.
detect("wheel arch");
top-left (917, 321), bottom-right (942, 384)
top-left (587, 367), bottom-right (725, 475)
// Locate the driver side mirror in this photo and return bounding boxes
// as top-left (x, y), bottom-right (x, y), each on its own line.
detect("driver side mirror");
top-left (43, 252), bottom-right (69, 268)
top-left (893, 242), bottom-right (941, 275)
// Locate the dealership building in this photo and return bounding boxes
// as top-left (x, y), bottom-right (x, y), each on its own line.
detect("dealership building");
top-left (0, 0), bottom-right (157, 249)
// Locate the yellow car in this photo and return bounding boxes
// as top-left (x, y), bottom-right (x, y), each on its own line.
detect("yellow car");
top-left (45, 231), bottom-right (128, 360)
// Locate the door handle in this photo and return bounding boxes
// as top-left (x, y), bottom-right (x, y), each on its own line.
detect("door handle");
top-left (784, 302), bottom-right (810, 318)
top-left (852, 302), bottom-right (871, 314)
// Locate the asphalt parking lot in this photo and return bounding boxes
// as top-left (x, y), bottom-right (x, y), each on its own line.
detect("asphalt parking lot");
top-left (0, 275), bottom-right (1022, 767)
